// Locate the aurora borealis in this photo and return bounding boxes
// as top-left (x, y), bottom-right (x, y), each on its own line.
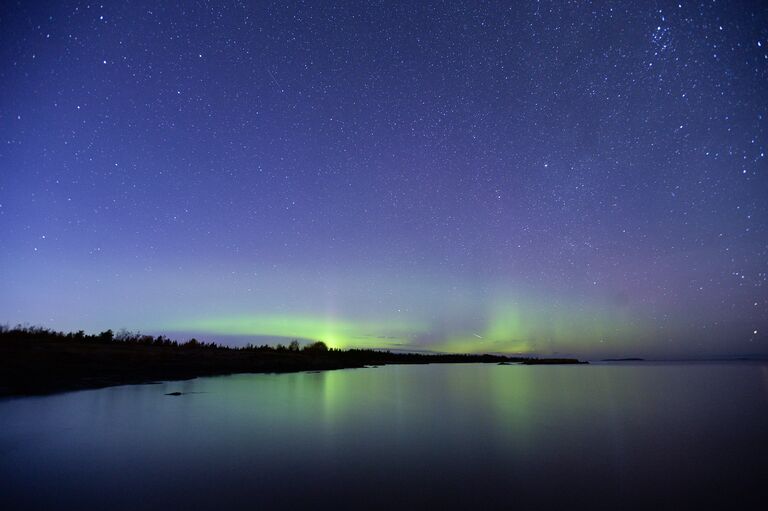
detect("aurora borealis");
top-left (1, 1), bottom-right (766, 358)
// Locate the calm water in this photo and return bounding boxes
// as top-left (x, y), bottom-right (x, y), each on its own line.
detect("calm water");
top-left (1, 363), bottom-right (767, 510)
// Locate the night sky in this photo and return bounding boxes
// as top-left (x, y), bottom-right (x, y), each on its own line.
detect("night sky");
top-left (1, 1), bottom-right (766, 358)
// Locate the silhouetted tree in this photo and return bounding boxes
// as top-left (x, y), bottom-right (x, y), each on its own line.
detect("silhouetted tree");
top-left (304, 341), bottom-right (328, 353)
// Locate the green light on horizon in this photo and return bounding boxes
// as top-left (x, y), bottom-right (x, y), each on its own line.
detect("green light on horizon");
top-left (163, 294), bottom-right (644, 354)
top-left (431, 297), bottom-right (641, 354)
top-left (164, 314), bottom-right (427, 349)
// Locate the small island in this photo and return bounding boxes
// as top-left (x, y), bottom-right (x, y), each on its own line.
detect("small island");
top-left (0, 326), bottom-right (587, 396)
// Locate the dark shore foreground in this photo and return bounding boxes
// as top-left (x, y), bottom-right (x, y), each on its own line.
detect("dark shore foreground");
top-left (0, 326), bottom-right (587, 396)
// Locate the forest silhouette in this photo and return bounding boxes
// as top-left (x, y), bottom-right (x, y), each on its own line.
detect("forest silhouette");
top-left (0, 325), bottom-right (586, 396)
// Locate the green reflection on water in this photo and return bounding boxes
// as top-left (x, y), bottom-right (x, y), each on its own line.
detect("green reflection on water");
top-left (2, 363), bottom-right (767, 510)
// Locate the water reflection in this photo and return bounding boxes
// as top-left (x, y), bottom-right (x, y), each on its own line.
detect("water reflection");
top-left (1, 363), bottom-right (766, 510)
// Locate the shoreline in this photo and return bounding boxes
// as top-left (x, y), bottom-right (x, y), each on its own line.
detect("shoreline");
top-left (0, 327), bottom-right (587, 397)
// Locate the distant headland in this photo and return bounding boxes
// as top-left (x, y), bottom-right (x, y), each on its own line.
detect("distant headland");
top-left (0, 325), bottom-right (587, 396)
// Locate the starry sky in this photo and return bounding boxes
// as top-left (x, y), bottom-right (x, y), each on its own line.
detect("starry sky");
top-left (1, 1), bottom-right (766, 358)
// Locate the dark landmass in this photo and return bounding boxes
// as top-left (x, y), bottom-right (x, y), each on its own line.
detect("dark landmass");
top-left (520, 358), bottom-right (589, 365)
top-left (601, 357), bottom-right (646, 362)
top-left (0, 326), bottom-right (587, 396)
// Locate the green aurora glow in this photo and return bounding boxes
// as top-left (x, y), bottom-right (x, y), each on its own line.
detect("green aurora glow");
top-left (165, 296), bottom-right (640, 354)
top-left (165, 314), bottom-right (428, 349)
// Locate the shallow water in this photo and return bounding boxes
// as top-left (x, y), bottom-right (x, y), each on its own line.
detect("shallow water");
top-left (1, 363), bottom-right (766, 510)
